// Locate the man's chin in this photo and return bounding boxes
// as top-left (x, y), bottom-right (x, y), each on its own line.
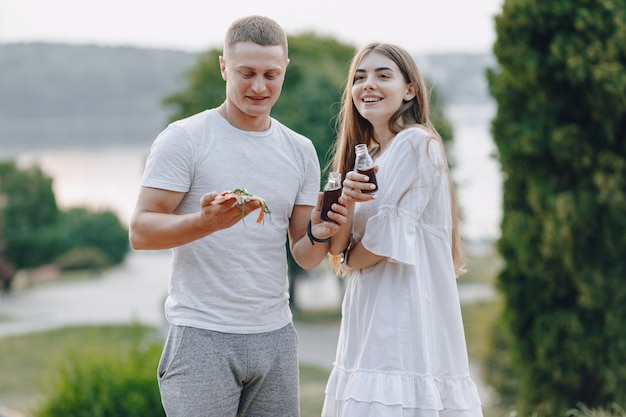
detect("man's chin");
top-left (244, 104), bottom-right (272, 117)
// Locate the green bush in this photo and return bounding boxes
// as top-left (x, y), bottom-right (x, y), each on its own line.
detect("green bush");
top-left (34, 333), bottom-right (164, 417)
top-left (0, 160), bottom-right (62, 269)
top-left (484, 317), bottom-right (518, 409)
top-left (59, 208), bottom-right (129, 265)
top-left (0, 161), bottom-right (131, 289)
top-left (488, 0), bottom-right (626, 413)
top-left (568, 403), bottom-right (626, 417)
top-left (54, 246), bottom-right (113, 271)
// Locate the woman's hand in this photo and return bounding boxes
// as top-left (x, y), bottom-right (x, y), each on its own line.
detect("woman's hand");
top-left (310, 192), bottom-right (347, 239)
top-left (341, 168), bottom-right (378, 203)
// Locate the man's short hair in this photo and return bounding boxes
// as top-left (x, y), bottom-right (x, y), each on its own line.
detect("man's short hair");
top-left (224, 15), bottom-right (288, 58)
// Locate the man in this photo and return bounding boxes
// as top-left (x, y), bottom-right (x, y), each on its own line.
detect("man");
top-left (129, 15), bottom-right (345, 417)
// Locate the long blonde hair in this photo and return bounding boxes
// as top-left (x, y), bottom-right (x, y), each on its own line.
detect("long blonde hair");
top-left (328, 43), bottom-right (466, 276)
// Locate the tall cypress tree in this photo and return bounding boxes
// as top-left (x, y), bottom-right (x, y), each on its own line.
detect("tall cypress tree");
top-left (488, 0), bottom-right (626, 414)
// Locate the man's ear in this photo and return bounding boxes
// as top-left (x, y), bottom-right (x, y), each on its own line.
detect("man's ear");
top-left (219, 56), bottom-right (227, 81)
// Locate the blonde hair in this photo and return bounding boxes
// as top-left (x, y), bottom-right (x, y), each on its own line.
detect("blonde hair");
top-left (223, 15), bottom-right (288, 59)
top-left (329, 43), bottom-right (466, 277)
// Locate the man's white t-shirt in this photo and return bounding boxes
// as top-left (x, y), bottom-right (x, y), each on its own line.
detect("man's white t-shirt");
top-left (141, 109), bottom-right (320, 334)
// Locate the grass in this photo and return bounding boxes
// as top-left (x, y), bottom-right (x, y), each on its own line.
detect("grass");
top-left (1, 309), bottom-right (503, 417)
top-left (462, 299), bottom-right (502, 366)
top-left (459, 246), bottom-right (503, 364)
top-left (299, 364), bottom-right (332, 416)
top-left (0, 324), bottom-right (156, 415)
top-left (0, 246), bottom-right (502, 417)
top-left (292, 308), bottom-right (341, 326)
top-left (0, 323), bottom-right (333, 417)
top-left (0, 305), bottom-right (500, 417)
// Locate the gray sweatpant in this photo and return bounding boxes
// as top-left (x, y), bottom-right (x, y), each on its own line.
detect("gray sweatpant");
top-left (158, 323), bottom-right (300, 417)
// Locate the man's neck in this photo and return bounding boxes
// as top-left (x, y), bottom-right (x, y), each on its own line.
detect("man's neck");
top-left (217, 103), bottom-right (271, 132)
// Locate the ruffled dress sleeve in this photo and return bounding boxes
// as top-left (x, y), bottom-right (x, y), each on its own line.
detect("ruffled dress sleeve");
top-left (361, 128), bottom-right (448, 265)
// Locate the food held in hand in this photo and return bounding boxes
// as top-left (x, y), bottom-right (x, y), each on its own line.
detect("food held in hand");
top-left (212, 188), bottom-right (271, 224)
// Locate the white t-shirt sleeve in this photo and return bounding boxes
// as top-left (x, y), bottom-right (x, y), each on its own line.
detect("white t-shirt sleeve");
top-left (295, 141), bottom-right (321, 207)
top-left (142, 124), bottom-right (194, 193)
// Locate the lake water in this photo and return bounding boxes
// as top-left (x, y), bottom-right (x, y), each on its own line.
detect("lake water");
top-left (447, 102), bottom-right (501, 242)
top-left (1, 103), bottom-right (500, 242)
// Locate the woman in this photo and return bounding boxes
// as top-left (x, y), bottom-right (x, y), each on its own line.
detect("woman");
top-left (322, 43), bottom-right (483, 417)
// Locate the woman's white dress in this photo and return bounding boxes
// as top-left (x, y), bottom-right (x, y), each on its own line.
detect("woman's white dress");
top-left (322, 128), bottom-right (483, 417)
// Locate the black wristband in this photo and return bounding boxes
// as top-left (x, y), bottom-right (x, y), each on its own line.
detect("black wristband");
top-left (307, 220), bottom-right (331, 245)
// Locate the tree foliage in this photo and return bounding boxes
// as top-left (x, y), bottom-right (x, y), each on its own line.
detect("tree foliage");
top-left (0, 160), bottom-right (61, 269)
top-left (59, 208), bottom-right (130, 265)
top-left (488, 0), bottom-right (626, 414)
top-left (0, 161), bottom-right (130, 287)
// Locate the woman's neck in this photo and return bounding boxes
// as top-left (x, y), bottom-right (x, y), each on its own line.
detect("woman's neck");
top-left (374, 129), bottom-right (396, 155)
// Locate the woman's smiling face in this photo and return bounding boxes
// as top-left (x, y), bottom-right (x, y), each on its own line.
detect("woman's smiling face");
top-left (351, 51), bottom-right (414, 127)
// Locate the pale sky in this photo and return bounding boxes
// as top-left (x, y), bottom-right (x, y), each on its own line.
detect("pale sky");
top-left (0, 0), bottom-right (503, 55)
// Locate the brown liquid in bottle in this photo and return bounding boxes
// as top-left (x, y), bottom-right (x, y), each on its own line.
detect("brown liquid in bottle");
top-left (357, 167), bottom-right (378, 193)
top-left (321, 187), bottom-right (341, 222)
top-left (355, 144), bottom-right (378, 194)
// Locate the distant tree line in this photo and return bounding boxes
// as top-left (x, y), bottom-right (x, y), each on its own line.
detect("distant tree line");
top-left (0, 42), bottom-right (492, 151)
top-left (0, 43), bottom-right (196, 119)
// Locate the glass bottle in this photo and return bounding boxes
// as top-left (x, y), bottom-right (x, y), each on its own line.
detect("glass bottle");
top-left (354, 143), bottom-right (378, 193)
top-left (320, 171), bottom-right (342, 222)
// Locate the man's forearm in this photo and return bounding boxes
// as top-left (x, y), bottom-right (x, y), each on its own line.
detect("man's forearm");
top-left (129, 211), bottom-right (209, 250)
